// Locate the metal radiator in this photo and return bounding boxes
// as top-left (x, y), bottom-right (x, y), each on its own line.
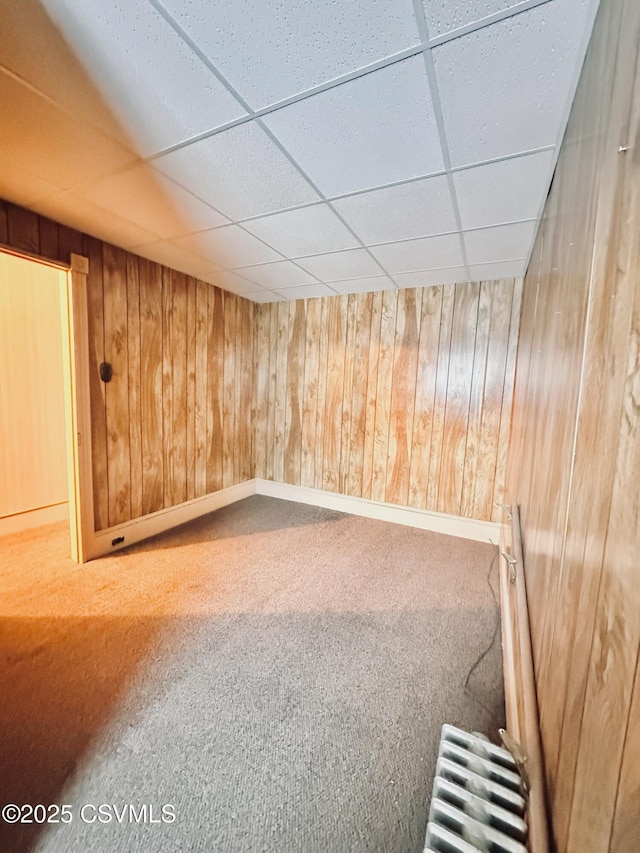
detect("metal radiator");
top-left (424, 725), bottom-right (529, 853)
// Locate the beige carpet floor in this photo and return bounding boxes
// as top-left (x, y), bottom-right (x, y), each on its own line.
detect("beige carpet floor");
top-left (0, 495), bottom-right (504, 852)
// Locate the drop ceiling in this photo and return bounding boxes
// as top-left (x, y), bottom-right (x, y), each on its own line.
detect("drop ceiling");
top-left (0, 0), bottom-right (599, 302)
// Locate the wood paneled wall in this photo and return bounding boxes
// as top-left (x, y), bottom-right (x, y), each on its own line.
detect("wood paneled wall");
top-left (507, 0), bottom-right (640, 849)
top-left (0, 253), bottom-right (67, 517)
top-left (253, 280), bottom-right (520, 522)
top-left (0, 200), bottom-right (253, 532)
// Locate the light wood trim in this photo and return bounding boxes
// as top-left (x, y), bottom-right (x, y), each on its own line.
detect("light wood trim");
top-left (65, 254), bottom-right (94, 563)
top-left (499, 504), bottom-right (549, 853)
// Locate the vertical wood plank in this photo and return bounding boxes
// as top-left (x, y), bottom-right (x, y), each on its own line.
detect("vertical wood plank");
top-left (194, 281), bottom-right (209, 497)
top-left (346, 292), bottom-right (373, 497)
top-left (171, 271), bottom-right (188, 505)
top-left (273, 301), bottom-right (288, 483)
top-left (126, 253), bottom-right (142, 520)
top-left (409, 286), bottom-right (442, 509)
top-left (265, 304), bottom-right (278, 482)
top-left (427, 285), bottom-right (454, 512)
top-left (185, 277), bottom-right (197, 501)
top-left (371, 290), bottom-right (398, 502)
top-left (139, 258), bottom-right (164, 515)
top-left (103, 243), bottom-right (130, 526)
top-left (339, 293), bottom-right (358, 493)
top-left (206, 286), bottom-right (224, 493)
top-left (252, 304), bottom-right (270, 480)
top-left (322, 295), bottom-right (347, 493)
top-left (222, 292), bottom-right (236, 489)
top-left (38, 216), bottom-right (59, 261)
top-left (162, 267), bottom-right (174, 508)
top-left (362, 290), bottom-right (382, 500)
top-left (386, 287), bottom-right (421, 506)
top-left (84, 236), bottom-right (108, 531)
top-left (438, 283), bottom-right (479, 515)
top-left (6, 204), bottom-right (39, 254)
top-left (238, 297), bottom-right (253, 482)
top-left (58, 225), bottom-right (84, 261)
top-left (284, 299), bottom-right (305, 484)
top-left (0, 200), bottom-right (7, 244)
top-left (314, 298), bottom-right (329, 491)
top-left (301, 298), bottom-right (321, 488)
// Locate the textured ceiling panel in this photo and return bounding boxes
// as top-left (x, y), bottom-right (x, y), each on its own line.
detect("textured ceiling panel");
top-left (80, 165), bottom-right (229, 239)
top-left (175, 225), bottom-right (283, 268)
top-left (434, 0), bottom-right (590, 167)
top-left (159, 0), bottom-right (420, 109)
top-left (296, 248), bottom-right (385, 281)
top-left (273, 283), bottom-right (337, 299)
top-left (240, 204), bottom-right (359, 258)
top-left (0, 70), bottom-right (137, 192)
top-left (423, 0), bottom-right (526, 38)
top-left (453, 150), bottom-right (555, 229)
top-left (393, 267), bottom-right (468, 288)
top-left (0, 0), bottom-right (599, 301)
top-left (467, 259), bottom-right (527, 280)
top-left (329, 275), bottom-right (397, 294)
top-left (332, 175), bottom-right (457, 245)
top-left (463, 220), bottom-right (537, 264)
top-left (232, 261), bottom-right (317, 288)
top-left (155, 121), bottom-right (319, 221)
top-left (263, 57), bottom-right (444, 197)
top-left (369, 233), bottom-right (464, 274)
top-left (41, 0), bottom-right (247, 156)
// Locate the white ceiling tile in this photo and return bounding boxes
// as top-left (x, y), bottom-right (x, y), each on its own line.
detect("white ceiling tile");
top-left (329, 276), bottom-right (397, 294)
top-left (369, 233), bottom-right (464, 274)
top-left (233, 261), bottom-right (317, 288)
top-left (37, 192), bottom-right (160, 250)
top-left (160, 0), bottom-right (420, 109)
top-left (296, 249), bottom-right (384, 281)
top-left (132, 239), bottom-right (221, 277)
top-left (274, 283), bottom-right (337, 300)
top-left (244, 289), bottom-right (285, 303)
top-left (263, 57), bottom-right (444, 197)
top-left (40, 0), bottom-right (247, 155)
top-left (80, 165), bottom-right (229, 239)
top-left (241, 204), bottom-right (359, 257)
top-left (463, 220), bottom-right (537, 265)
top-left (423, 1), bottom-right (524, 38)
top-left (211, 271), bottom-right (259, 295)
top-left (333, 175), bottom-right (457, 245)
top-left (156, 122), bottom-right (319, 220)
top-left (434, 1), bottom-right (592, 166)
top-left (453, 150), bottom-right (555, 230)
top-left (0, 70), bottom-right (137, 194)
top-left (467, 260), bottom-right (527, 281)
top-left (0, 167), bottom-right (65, 209)
top-left (175, 225), bottom-right (283, 268)
top-left (393, 267), bottom-right (468, 288)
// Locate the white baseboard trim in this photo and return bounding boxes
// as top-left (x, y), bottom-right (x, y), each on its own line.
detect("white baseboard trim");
top-left (0, 501), bottom-right (68, 536)
top-left (255, 479), bottom-right (499, 543)
top-left (86, 480), bottom-right (257, 560)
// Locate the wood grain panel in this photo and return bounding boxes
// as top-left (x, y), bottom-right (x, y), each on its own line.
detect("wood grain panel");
top-left (408, 286), bottom-right (442, 510)
top-left (386, 287), bottom-right (420, 506)
top-left (284, 300), bottom-right (305, 485)
top-left (301, 297), bottom-right (322, 488)
top-left (206, 286), bottom-right (224, 494)
top-left (103, 243), bottom-right (130, 526)
top-left (506, 0), bottom-right (640, 849)
top-left (126, 254), bottom-right (142, 520)
top-left (139, 257), bottom-right (164, 515)
top-left (345, 292), bottom-right (372, 497)
top-left (0, 199), bottom-right (255, 531)
top-left (252, 305), bottom-right (270, 480)
top-left (254, 281), bottom-right (518, 521)
top-left (194, 281), bottom-right (208, 497)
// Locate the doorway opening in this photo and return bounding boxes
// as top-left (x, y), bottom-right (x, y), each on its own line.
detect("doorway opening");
top-left (0, 249), bottom-right (91, 561)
